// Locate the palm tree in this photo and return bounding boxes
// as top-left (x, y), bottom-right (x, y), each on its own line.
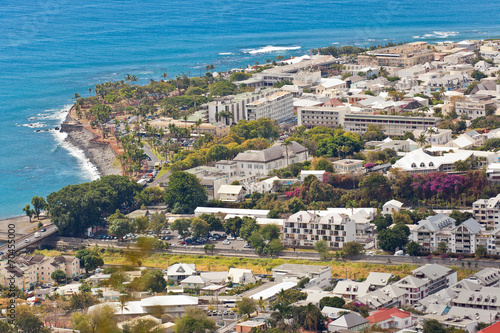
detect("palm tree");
top-left (195, 118), bottom-right (203, 133)
top-left (346, 200), bottom-right (357, 216)
top-left (258, 297), bottom-right (267, 313)
top-left (162, 72), bottom-right (168, 80)
top-left (73, 92), bottom-right (80, 99)
top-left (219, 111), bottom-right (233, 125)
top-left (426, 127), bottom-right (436, 145)
top-left (281, 139), bottom-right (293, 167)
top-left (416, 133), bottom-right (428, 147)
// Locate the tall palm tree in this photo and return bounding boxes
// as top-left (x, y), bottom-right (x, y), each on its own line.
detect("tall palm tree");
top-left (195, 118), bottom-right (203, 133)
top-left (346, 200), bottom-right (357, 216)
top-left (426, 127), bottom-right (436, 145)
top-left (281, 139), bottom-right (293, 167)
top-left (416, 133), bottom-right (428, 147)
top-left (258, 297), bottom-right (267, 313)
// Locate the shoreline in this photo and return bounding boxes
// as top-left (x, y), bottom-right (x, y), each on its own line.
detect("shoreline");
top-left (60, 109), bottom-right (122, 178)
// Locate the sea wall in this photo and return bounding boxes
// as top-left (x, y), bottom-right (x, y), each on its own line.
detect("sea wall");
top-left (60, 118), bottom-right (122, 177)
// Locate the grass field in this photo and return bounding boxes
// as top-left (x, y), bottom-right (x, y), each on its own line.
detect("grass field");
top-left (33, 249), bottom-right (477, 280)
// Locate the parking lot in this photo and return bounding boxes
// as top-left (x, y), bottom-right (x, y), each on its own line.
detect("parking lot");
top-left (88, 226), bottom-right (254, 251)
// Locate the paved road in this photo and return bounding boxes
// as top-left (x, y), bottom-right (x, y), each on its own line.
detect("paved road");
top-left (142, 143), bottom-right (171, 187)
top-left (0, 223), bottom-right (58, 253)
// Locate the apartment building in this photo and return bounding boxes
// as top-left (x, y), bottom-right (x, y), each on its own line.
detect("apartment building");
top-left (473, 194), bottom-right (500, 228)
top-left (272, 264), bottom-right (332, 288)
top-left (412, 264), bottom-right (457, 295)
top-left (410, 213), bottom-right (456, 253)
top-left (0, 255), bottom-right (81, 290)
top-left (444, 51), bottom-right (475, 64)
top-left (455, 100), bottom-right (495, 120)
top-left (357, 42), bottom-right (434, 68)
top-left (343, 113), bottom-right (441, 136)
top-left (283, 211), bottom-right (356, 248)
top-left (246, 91), bottom-right (294, 124)
top-left (451, 287), bottom-right (500, 311)
top-left (394, 275), bottom-right (430, 305)
top-left (205, 88), bottom-right (279, 123)
top-left (357, 285), bottom-right (408, 309)
top-left (297, 106), bottom-right (347, 129)
top-left (450, 218), bottom-right (483, 254)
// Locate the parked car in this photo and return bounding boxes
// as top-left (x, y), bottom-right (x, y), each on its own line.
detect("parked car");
top-left (236, 237), bottom-right (244, 241)
top-left (41, 228), bottom-right (46, 232)
top-left (227, 236), bottom-right (235, 240)
top-left (222, 240), bottom-right (231, 245)
top-left (244, 244), bottom-right (252, 249)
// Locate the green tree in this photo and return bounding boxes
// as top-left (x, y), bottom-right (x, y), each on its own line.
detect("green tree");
top-left (343, 242), bottom-right (363, 257)
top-left (72, 304), bottom-right (120, 333)
top-left (70, 292), bottom-right (98, 310)
top-left (406, 241), bottom-right (421, 256)
top-left (373, 214), bottom-right (393, 231)
top-left (314, 240), bottom-right (330, 260)
top-left (198, 214), bottom-right (223, 231)
top-left (236, 297), bottom-right (257, 317)
top-left (319, 296), bottom-right (345, 309)
top-left (207, 144), bottom-right (231, 161)
top-left (224, 216), bottom-right (243, 237)
top-left (149, 211), bottom-right (168, 235)
top-left (454, 159), bottom-right (470, 172)
top-left (240, 217), bottom-right (260, 241)
top-left (141, 270), bottom-right (167, 293)
top-left (171, 218), bottom-right (192, 238)
top-left (132, 215), bottom-right (149, 233)
top-left (51, 270), bottom-right (66, 284)
top-left (437, 241), bottom-right (448, 254)
top-left (108, 218), bottom-right (131, 240)
top-left (288, 197), bottom-right (306, 214)
top-left (190, 218), bottom-right (210, 239)
top-left (23, 204), bottom-right (34, 222)
top-left (164, 172), bottom-right (207, 213)
top-left (123, 318), bottom-right (163, 333)
top-left (15, 305), bottom-right (48, 333)
top-left (476, 244), bottom-right (487, 258)
top-left (175, 307), bottom-right (216, 333)
top-left (422, 319), bottom-right (446, 333)
top-left (31, 196), bottom-right (48, 220)
top-left (208, 81), bottom-right (237, 97)
top-left (377, 228), bottom-right (409, 253)
top-left (416, 133), bottom-right (428, 147)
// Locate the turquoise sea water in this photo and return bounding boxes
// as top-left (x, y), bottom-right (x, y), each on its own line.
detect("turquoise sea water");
top-left (1, 0), bottom-right (500, 218)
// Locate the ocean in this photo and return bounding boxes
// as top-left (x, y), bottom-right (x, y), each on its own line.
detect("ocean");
top-left (0, 0), bottom-right (499, 218)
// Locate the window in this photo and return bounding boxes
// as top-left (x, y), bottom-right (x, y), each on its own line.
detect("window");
top-left (429, 162), bottom-right (434, 167)
top-left (420, 162), bottom-right (425, 167)
top-left (411, 163), bottom-right (416, 168)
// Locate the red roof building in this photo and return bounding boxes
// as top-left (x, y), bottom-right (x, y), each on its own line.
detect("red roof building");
top-left (367, 308), bottom-right (416, 330)
top-left (479, 321), bottom-right (500, 333)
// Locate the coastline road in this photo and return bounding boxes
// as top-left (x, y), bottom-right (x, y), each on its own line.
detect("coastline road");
top-left (0, 223), bottom-right (58, 254)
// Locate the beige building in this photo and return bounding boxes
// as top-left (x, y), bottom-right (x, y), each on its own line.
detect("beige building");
top-left (358, 42), bottom-right (434, 68)
top-left (332, 159), bottom-right (364, 174)
top-left (455, 99), bottom-right (495, 120)
top-left (343, 113), bottom-right (441, 136)
top-left (150, 117), bottom-right (230, 136)
top-left (297, 106), bottom-right (347, 129)
top-left (246, 91), bottom-right (294, 124)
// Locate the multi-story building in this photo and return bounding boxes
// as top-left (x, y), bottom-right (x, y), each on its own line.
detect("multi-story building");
top-left (410, 214), bottom-right (456, 253)
top-left (473, 194), bottom-right (500, 228)
top-left (297, 106), bottom-right (347, 129)
top-left (283, 211), bottom-right (356, 248)
top-left (332, 159), bottom-right (365, 174)
top-left (450, 218), bottom-right (483, 254)
top-left (233, 141), bottom-right (308, 177)
top-left (343, 113), bottom-right (441, 137)
top-left (451, 287), bottom-right (500, 311)
top-left (444, 51), bottom-right (475, 64)
top-left (412, 264), bottom-right (457, 295)
top-left (455, 100), bottom-right (495, 120)
top-left (205, 88), bottom-right (279, 123)
top-left (412, 129), bottom-right (452, 146)
top-left (394, 275), bottom-right (430, 305)
top-left (357, 42), bottom-right (434, 68)
top-left (246, 91), bottom-right (294, 124)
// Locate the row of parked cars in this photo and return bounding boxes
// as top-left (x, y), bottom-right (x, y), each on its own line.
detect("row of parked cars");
top-left (207, 310), bottom-right (234, 316)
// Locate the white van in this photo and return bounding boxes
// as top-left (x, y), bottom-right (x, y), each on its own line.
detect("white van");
top-left (34, 232), bottom-right (41, 239)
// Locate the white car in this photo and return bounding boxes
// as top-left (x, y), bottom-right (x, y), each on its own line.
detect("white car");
top-left (227, 236), bottom-right (235, 240)
top-left (236, 237), bottom-right (244, 241)
top-left (222, 240), bottom-right (231, 245)
top-left (25, 239), bottom-right (29, 243)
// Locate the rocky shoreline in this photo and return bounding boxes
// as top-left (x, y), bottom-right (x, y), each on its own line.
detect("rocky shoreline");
top-left (60, 112), bottom-right (122, 177)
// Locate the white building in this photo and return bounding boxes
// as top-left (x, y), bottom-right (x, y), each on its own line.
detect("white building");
top-left (382, 200), bottom-right (403, 215)
top-left (473, 194), bottom-right (500, 228)
top-left (410, 214), bottom-right (456, 253)
top-left (272, 264), bottom-right (331, 289)
top-left (413, 128), bottom-right (452, 146)
top-left (297, 106), bottom-right (347, 129)
top-left (217, 185), bottom-right (246, 203)
top-left (284, 211), bottom-right (356, 248)
top-left (299, 170), bottom-right (327, 182)
top-left (166, 263), bottom-right (197, 282)
top-left (392, 148), bottom-right (473, 174)
top-left (246, 91), bottom-right (294, 124)
top-left (227, 268), bottom-right (256, 285)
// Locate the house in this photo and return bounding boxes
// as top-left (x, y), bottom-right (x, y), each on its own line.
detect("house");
top-left (227, 268), bottom-right (256, 285)
top-left (367, 308), bottom-right (416, 330)
top-left (392, 148), bottom-right (473, 174)
top-left (365, 272), bottom-right (393, 288)
top-left (322, 306), bottom-right (351, 320)
top-left (328, 312), bottom-right (369, 332)
top-left (479, 321), bottom-right (500, 333)
top-left (412, 264), bottom-right (457, 295)
top-left (413, 129), bottom-right (452, 146)
top-left (272, 264), bottom-right (331, 288)
top-left (332, 280), bottom-right (373, 301)
top-left (332, 159), bottom-right (364, 174)
top-left (217, 185), bottom-right (246, 203)
top-left (249, 281), bottom-right (297, 301)
top-left (235, 321), bottom-right (266, 333)
top-left (166, 263), bottom-right (196, 282)
top-left (180, 275), bottom-right (209, 290)
top-left (357, 285), bottom-right (408, 309)
top-left (299, 170), bottom-right (327, 182)
top-left (410, 213), bottom-right (456, 253)
top-left (382, 200), bottom-right (403, 215)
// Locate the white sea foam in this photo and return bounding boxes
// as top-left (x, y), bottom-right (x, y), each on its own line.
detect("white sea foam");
top-left (415, 31), bottom-right (460, 39)
top-left (218, 52), bottom-right (233, 55)
top-left (244, 45), bottom-right (301, 54)
top-left (331, 42), bottom-right (339, 45)
top-left (50, 127), bottom-right (100, 181)
top-left (22, 122), bottom-right (47, 128)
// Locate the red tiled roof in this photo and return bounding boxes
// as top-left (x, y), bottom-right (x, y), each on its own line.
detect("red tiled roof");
top-left (323, 98), bottom-right (344, 107)
top-left (367, 308), bottom-right (411, 324)
top-left (479, 321), bottom-right (500, 333)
